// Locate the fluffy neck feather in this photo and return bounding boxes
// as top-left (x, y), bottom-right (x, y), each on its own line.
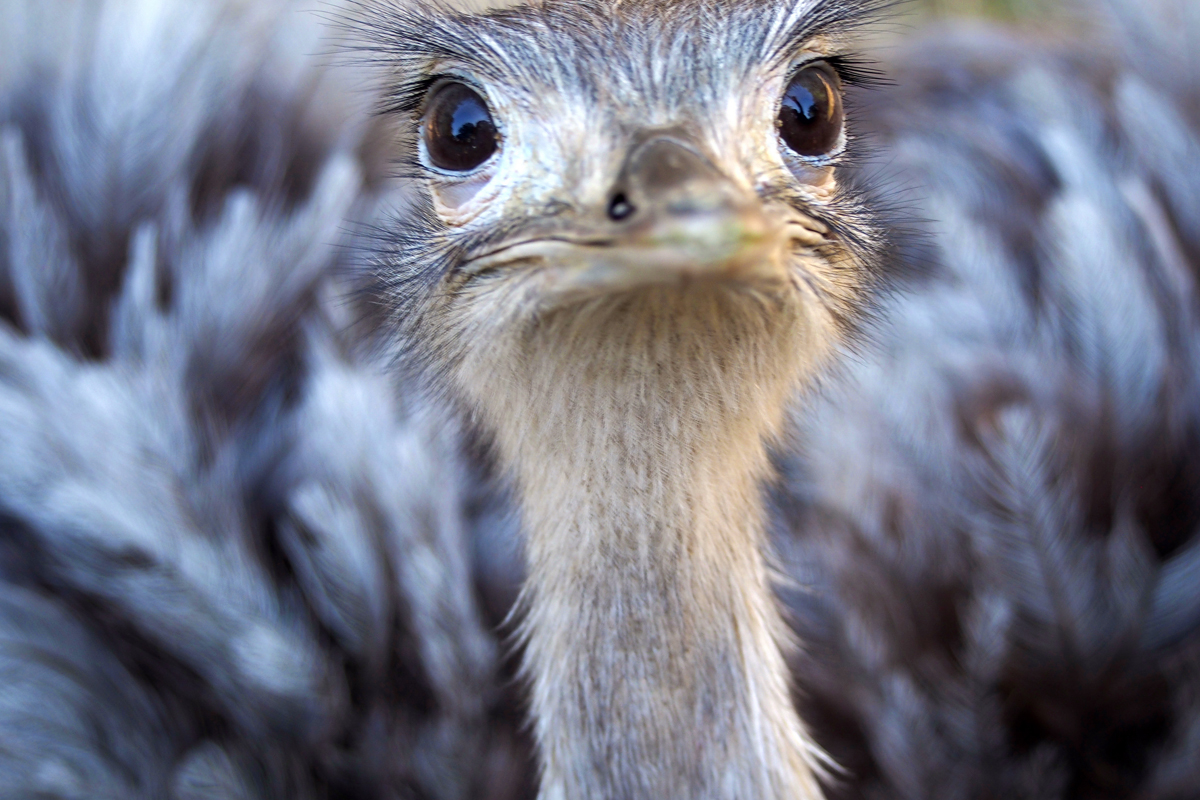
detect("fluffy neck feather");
top-left (452, 286), bottom-right (829, 799)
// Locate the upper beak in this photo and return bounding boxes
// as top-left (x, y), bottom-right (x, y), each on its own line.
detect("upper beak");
top-left (591, 134), bottom-right (784, 284)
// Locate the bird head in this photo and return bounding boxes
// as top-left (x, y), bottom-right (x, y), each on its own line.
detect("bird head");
top-left (354, 0), bottom-right (889, 436)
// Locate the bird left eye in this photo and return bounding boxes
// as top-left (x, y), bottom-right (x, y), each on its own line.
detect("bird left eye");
top-left (777, 64), bottom-right (843, 158)
top-left (423, 82), bottom-right (499, 173)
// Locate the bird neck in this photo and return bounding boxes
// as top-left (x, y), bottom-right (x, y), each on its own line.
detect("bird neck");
top-left (458, 290), bottom-right (827, 799)
top-left (516, 412), bottom-right (824, 800)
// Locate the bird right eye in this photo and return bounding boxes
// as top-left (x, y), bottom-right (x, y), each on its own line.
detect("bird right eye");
top-left (423, 82), bottom-right (499, 173)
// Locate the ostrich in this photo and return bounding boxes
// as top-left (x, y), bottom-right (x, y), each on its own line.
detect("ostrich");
top-left (0, 0), bottom-right (1198, 799)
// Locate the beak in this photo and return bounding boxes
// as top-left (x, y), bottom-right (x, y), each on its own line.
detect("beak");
top-left (586, 135), bottom-right (784, 285)
top-left (576, 135), bottom-right (788, 291)
top-left (468, 134), bottom-right (799, 296)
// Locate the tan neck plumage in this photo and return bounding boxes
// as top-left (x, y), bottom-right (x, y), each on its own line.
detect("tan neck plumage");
top-left (454, 287), bottom-right (829, 799)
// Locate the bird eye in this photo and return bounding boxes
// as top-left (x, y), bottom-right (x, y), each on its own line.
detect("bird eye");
top-left (423, 82), bottom-right (499, 173)
top-left (777, 65), bottom-right (843, 158)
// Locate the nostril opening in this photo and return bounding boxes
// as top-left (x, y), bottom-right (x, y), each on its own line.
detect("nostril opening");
top-left (607, 192), bottom-right (635, 221)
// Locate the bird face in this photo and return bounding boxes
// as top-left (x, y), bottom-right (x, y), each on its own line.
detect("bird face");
top-left (357, 0), bottom-right (888, 404)
top-left (417, 56), bottom-right (845, 304)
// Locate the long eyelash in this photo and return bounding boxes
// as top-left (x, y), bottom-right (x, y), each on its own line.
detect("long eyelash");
top-left (782, 54), bottom-right (887, 95)
top-left (383, 74), bottom-right (440, 116)
top-left (826, 54), bottom-right (890, 89)
top-left (393, 152), bottom-right (428, 181)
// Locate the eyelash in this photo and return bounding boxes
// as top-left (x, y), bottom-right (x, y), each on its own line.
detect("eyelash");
top-left (825, 54), bottom-right (887, 89)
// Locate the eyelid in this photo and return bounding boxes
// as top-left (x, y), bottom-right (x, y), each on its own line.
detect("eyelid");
top-left (784, 58), bottom-right (841, 88)
top-left (422, 69), bottom-right (505, 113)
top-left (421, 75), bottom-right (491, 116)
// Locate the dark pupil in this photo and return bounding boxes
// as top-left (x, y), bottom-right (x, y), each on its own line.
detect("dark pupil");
top-left (426, 83), bottom-right (498, 172)
top-left (778, 68), bottom-right (842, 157)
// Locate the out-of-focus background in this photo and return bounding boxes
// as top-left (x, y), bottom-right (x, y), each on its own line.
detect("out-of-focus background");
top-left (913, 0), bottom-right (1053, 17)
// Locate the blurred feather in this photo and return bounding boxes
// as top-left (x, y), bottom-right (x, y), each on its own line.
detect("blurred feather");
top-left (0, 0), bottom-right (506, 797)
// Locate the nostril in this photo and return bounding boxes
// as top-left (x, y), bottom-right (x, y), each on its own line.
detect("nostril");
top-left (607, 192), bottom-right (635, 221)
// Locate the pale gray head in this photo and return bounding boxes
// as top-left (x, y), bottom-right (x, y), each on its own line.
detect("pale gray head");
top-left (349, 1), bottom-right (895, 795)
top-left (352, 0), bottom-right (891, 407)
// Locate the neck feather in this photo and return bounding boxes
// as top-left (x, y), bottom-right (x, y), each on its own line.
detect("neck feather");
top-left (453, 287), bottom-right (829, 799)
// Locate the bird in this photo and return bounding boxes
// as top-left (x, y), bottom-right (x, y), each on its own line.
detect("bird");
top-left (0, 0), bottom-right (1197, 799)
top-left (350, 1), bottom-right (888, 796)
